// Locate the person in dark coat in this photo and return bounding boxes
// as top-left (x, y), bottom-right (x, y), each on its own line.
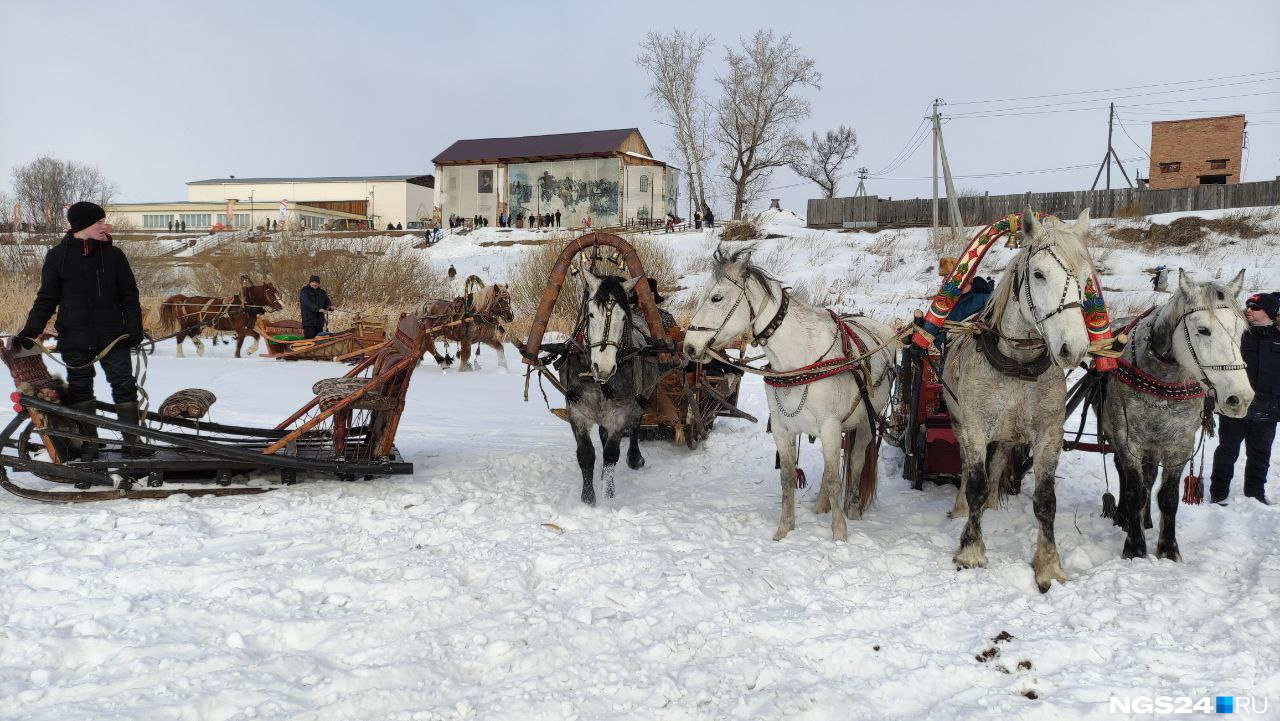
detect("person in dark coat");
top-left (16, 201), bottom-right (147, 459)
top-left (1210, 291), bottom-right (1280, 505)
top-left (299, 275), bottom-right (334, 340)
top-left (694, 211), bottom-right (702, 230)
top-left (554, 210), bottom-right (561, 227)
top-left (704, 207), bottom-right (715, 228)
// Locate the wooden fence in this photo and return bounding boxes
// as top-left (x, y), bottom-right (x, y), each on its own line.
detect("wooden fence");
top-left (806, 179), bottom-right (1280, 228)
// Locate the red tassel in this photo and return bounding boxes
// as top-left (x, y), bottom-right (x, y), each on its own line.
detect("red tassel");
top-left (1182, 475), bottom-right (1203, 505)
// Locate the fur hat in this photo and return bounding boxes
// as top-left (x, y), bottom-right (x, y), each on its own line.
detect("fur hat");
top-left (66, 201), bottom-right (105, 233)
top-left (629, 277), bottom-right (665, 305)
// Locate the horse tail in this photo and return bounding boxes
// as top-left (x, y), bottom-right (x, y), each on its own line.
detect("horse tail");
top-left (858, 431), bottom-right (879, 513)
top-left (159, 295), bottom-right (187, 331)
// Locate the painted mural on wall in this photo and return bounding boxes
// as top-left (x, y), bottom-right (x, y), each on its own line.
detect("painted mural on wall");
top-left (664, 168), bottom-right (680, 218)
top-left (508, 158), bottom-right (620, 225)
top-left (478, 169), bottom-right (494, 194)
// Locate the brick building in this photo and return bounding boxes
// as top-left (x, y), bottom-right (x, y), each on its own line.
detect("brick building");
top-left (1147, 114), bottom-right (1246, 190)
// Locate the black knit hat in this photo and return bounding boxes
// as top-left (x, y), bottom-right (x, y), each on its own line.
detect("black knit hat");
top-left (309, 275), bottom-right (321, 283)
top-left (67, 201), bottom-right (106, 233)
top-left (1247, 292), bottom-right (1279, 320)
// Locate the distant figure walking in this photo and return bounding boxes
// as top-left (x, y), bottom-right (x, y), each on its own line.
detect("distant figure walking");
top-left (555, 210), bottom-right (561, 227)
top-left (704, 207), bottom-right (715, 229)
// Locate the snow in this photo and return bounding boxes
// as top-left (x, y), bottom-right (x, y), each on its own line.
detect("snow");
top-left (2, 207), bottom-right (1279, 720)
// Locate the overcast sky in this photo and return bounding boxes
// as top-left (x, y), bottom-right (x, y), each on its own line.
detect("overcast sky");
top-left (3, 0), bottom-right (1278, 216)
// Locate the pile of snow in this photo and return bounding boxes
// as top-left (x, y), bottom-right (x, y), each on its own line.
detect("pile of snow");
top-left (1, 205), bottom-right (1277, 720)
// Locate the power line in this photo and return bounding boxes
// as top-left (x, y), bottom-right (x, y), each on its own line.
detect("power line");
top-left (948, 70), bottom-right (1280, 106)
top-left (1114, 112), bottom-right (1151, 159)
top-left (867, 114), bottom-right (931, 177)
top-left (948, 91), bottom-right (1280, 120)
top-left (948, 77), bottom-right (1280, 117)
top-left (871, 157), bottom-right (1145, 181)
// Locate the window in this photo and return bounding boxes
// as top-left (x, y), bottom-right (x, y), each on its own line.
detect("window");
top-left (1159, 162), bottom-right (1181, 173)
top-left (142, 214), bottom-right (174, 228)
top-left (638, 175), bottom-right (649, 192)
top-left (233, 213), bottom-right (250, 227)
top-left (1208, 159), bottom-right (1228, 170)
top-left (1199, 174), bottom-right (1228, 185)
top-left (179, 213), bottom-right (211, 228)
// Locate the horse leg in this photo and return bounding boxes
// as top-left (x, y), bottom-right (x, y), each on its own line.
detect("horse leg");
top-left (815, 423), bottom-right (847, 540)
top-left (234, 332), bottom-right (245, 358)
top-left (953, 428), bottom-right (990, 569)
top-left (839, 429), bottom-right (862, 522)
top-left (1155, 460), bottom-right (1183, 561)
top-left (175, 333), bottom-right (186, 358)
top-left (770, 419), bottom-right (799, 540)
top-left (492, 339), bottom-right (508, 370)
top-left (1029, 433), bottom-right (1067, 592)
top-left (985, 444), bottom-right (1008, 511)
top-left (192, 334), bottom-right (205, 357)
top-left (1116, 451), bottom-right (1148, 559)
top-left (425, 336), bottom-right (451, 368)
top-left (626, 417), bottom-right (644, 469)
top-left (951, 465), bottom-right (971, 519)
top-left (459, 338), bottom-right (473, 372)
top-left (244, 328), bottom-right (260, 356)
top-left (572, 421), bottom-right (597, 506)
top-left (600, 425), bottom-right (623, 500)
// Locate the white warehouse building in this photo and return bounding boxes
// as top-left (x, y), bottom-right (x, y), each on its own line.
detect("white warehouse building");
top-left (185, 174), bottom-right (435, 229)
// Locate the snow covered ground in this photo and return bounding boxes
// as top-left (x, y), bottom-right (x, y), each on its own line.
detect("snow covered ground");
top-left (1, 208), bottom-right (1278, 720)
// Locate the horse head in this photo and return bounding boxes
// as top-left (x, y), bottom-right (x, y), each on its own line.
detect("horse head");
top-left (486, 283), bottom-right (515, 324)
top-left (999, 208), bottom-right (1093, 367)
top-left (684, 245), bottom-right (778, 362)
top-left (245, 276), bottom-right (283, 312)
top-left (1166, 269), bottom-right (1252, 417)
top-left (581, 272), bottom-right (639, 383)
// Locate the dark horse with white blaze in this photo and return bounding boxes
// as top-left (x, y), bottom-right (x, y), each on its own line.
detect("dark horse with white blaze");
top-left (1100, 269), bottom-right (1252, 561)
top-left (944, 209), bottom-right (1094, 593)
top-left (159, 275), bottom-right (283, 358)
top-left (417, 281), bottom-right (515, 371)
top-left (561, 272), bottom-right (660, 505)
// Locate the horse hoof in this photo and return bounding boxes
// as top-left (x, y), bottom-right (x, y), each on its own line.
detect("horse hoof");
top-left (843, 506), bottom-right (862, 521)
top-left (772, 525), bottom-right (793, 541)
top-left (1156, 546), bottom-right (1182, 562)
top-left (832, 524), bottom-right (848, 542)
top-left (627, 455), bottom-right (644, 470)
top-left (1121, 543), bottom-right (1147, 560)
top-left (581, 494), bottom-right (596, 506)
top-left (953, 545), bottom-right (988, 570)
top-left (1034, 566), bottom-right (1068, 593)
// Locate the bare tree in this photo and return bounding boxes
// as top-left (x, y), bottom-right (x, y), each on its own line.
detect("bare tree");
top-left (10, 155), bottom-right (116, 232)
top-left (791, 126), bottom-right (858, 199)
top-left (713, 31), bottom-right (821, 219)
top-left (636, 30), bottom-right (714, 216)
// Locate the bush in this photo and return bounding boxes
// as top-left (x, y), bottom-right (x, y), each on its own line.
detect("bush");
top-left (719, 217), bottom-right (765, 241)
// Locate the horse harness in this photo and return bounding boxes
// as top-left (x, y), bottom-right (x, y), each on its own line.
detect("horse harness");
top-left (1142, 299), bottom-right (1245, 391)
top-left (685, 274), bottom-right (790, 350)
top-left (1111, 308), bottom-right (1206, 401)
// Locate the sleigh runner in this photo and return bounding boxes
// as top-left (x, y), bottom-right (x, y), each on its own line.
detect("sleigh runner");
top-left (0, 314), bottom-right (430, 502)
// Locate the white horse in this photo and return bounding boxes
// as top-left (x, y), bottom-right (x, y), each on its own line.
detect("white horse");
top-left (945, 209), bottom-right (1093, 592)
top-left (684, 247), bottom-right (898, 541)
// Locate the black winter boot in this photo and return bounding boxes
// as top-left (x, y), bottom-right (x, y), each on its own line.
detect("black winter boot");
top-left (114, 402), bottom-right (156, 457)
top-left (68, 400), bottom-right (101, 462)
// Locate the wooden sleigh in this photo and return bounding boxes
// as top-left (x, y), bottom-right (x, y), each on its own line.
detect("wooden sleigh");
top-left (255, 316), bottom-right (389, 361)
top-left (0, 315), bottom-right (429, 502)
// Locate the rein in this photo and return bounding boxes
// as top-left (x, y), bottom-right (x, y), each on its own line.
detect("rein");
top-left (1112, 308), bottom-right (1206, 400)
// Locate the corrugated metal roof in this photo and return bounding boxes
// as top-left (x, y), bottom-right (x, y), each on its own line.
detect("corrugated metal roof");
top-left (432, 129), bottom-right (642, 164)
top-left (187, 175), bottom-right (432, 185)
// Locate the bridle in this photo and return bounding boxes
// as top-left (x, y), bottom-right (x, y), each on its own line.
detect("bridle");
top-left (1017, 245), bottom-right (1082, 333)
top-left (686, 272), bottom-right (788, 351)
top-left (581, 292), bottom-right (633, 356)
top-left (1147, 300), bottom-right (1246, 387)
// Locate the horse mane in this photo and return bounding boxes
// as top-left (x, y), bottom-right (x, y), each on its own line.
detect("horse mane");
top-left (1159, 274), bottom-right (1245, 337)
top-left (712, 245), bottom-right (780, 300)
top-left (987, 216), bottom-right (1095, 323)
top-left (591, 275), bottom-right (632, 310)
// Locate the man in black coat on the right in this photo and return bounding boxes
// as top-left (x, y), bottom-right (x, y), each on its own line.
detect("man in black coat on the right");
top-left (1210, 291), bottom-right (1280, 505)
top-left (299, 275), bottom-right (334, 340)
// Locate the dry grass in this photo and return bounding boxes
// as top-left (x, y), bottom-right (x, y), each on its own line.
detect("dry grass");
top-left (1, 236), bottom-right (445, 338)
top-left (1104, 210), bottom-right (1271, 251)
top-left (719, 217), bottom-right (766, 242)
top-left (504, 234), bottom-right (679, 342)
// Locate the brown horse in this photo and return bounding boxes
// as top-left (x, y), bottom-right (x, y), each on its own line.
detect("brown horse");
top-left (416, 280), bottom-right (514, 371)
top-left (159, 274), bottom-right (283, 358)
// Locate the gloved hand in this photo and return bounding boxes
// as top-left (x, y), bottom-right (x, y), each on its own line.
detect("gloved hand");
top-left (9, 334), bottom-right (35, 351)
top-left (127, 331), bottom-right (146, 348)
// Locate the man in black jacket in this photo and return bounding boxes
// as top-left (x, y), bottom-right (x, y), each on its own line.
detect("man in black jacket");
top-left (299, 275), bottom-right (334, 339)
top-left (1210, 291), bottom-right (1280, 505)
top-left (16, 201), bottom-right (147, 459)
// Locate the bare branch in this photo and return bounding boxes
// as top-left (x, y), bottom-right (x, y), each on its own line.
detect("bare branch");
top-left (10, 155), bottom-right (116, 232)
top-left (712, 31), bottom-right (821, 219)
top-left (791, 125), bottom-right (859, 198)
top-left (636, 30), bottom-right (715, 213)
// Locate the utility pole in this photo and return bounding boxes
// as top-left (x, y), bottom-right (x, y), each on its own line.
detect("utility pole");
top-left (853, 167), bottom-right (869, 198)
top-left (932, 99), bottom-right (939, 245)
top-left (1090, 103), bottom-right (1133, 191)
top-left (930, 99), bottom-right (964, 241)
